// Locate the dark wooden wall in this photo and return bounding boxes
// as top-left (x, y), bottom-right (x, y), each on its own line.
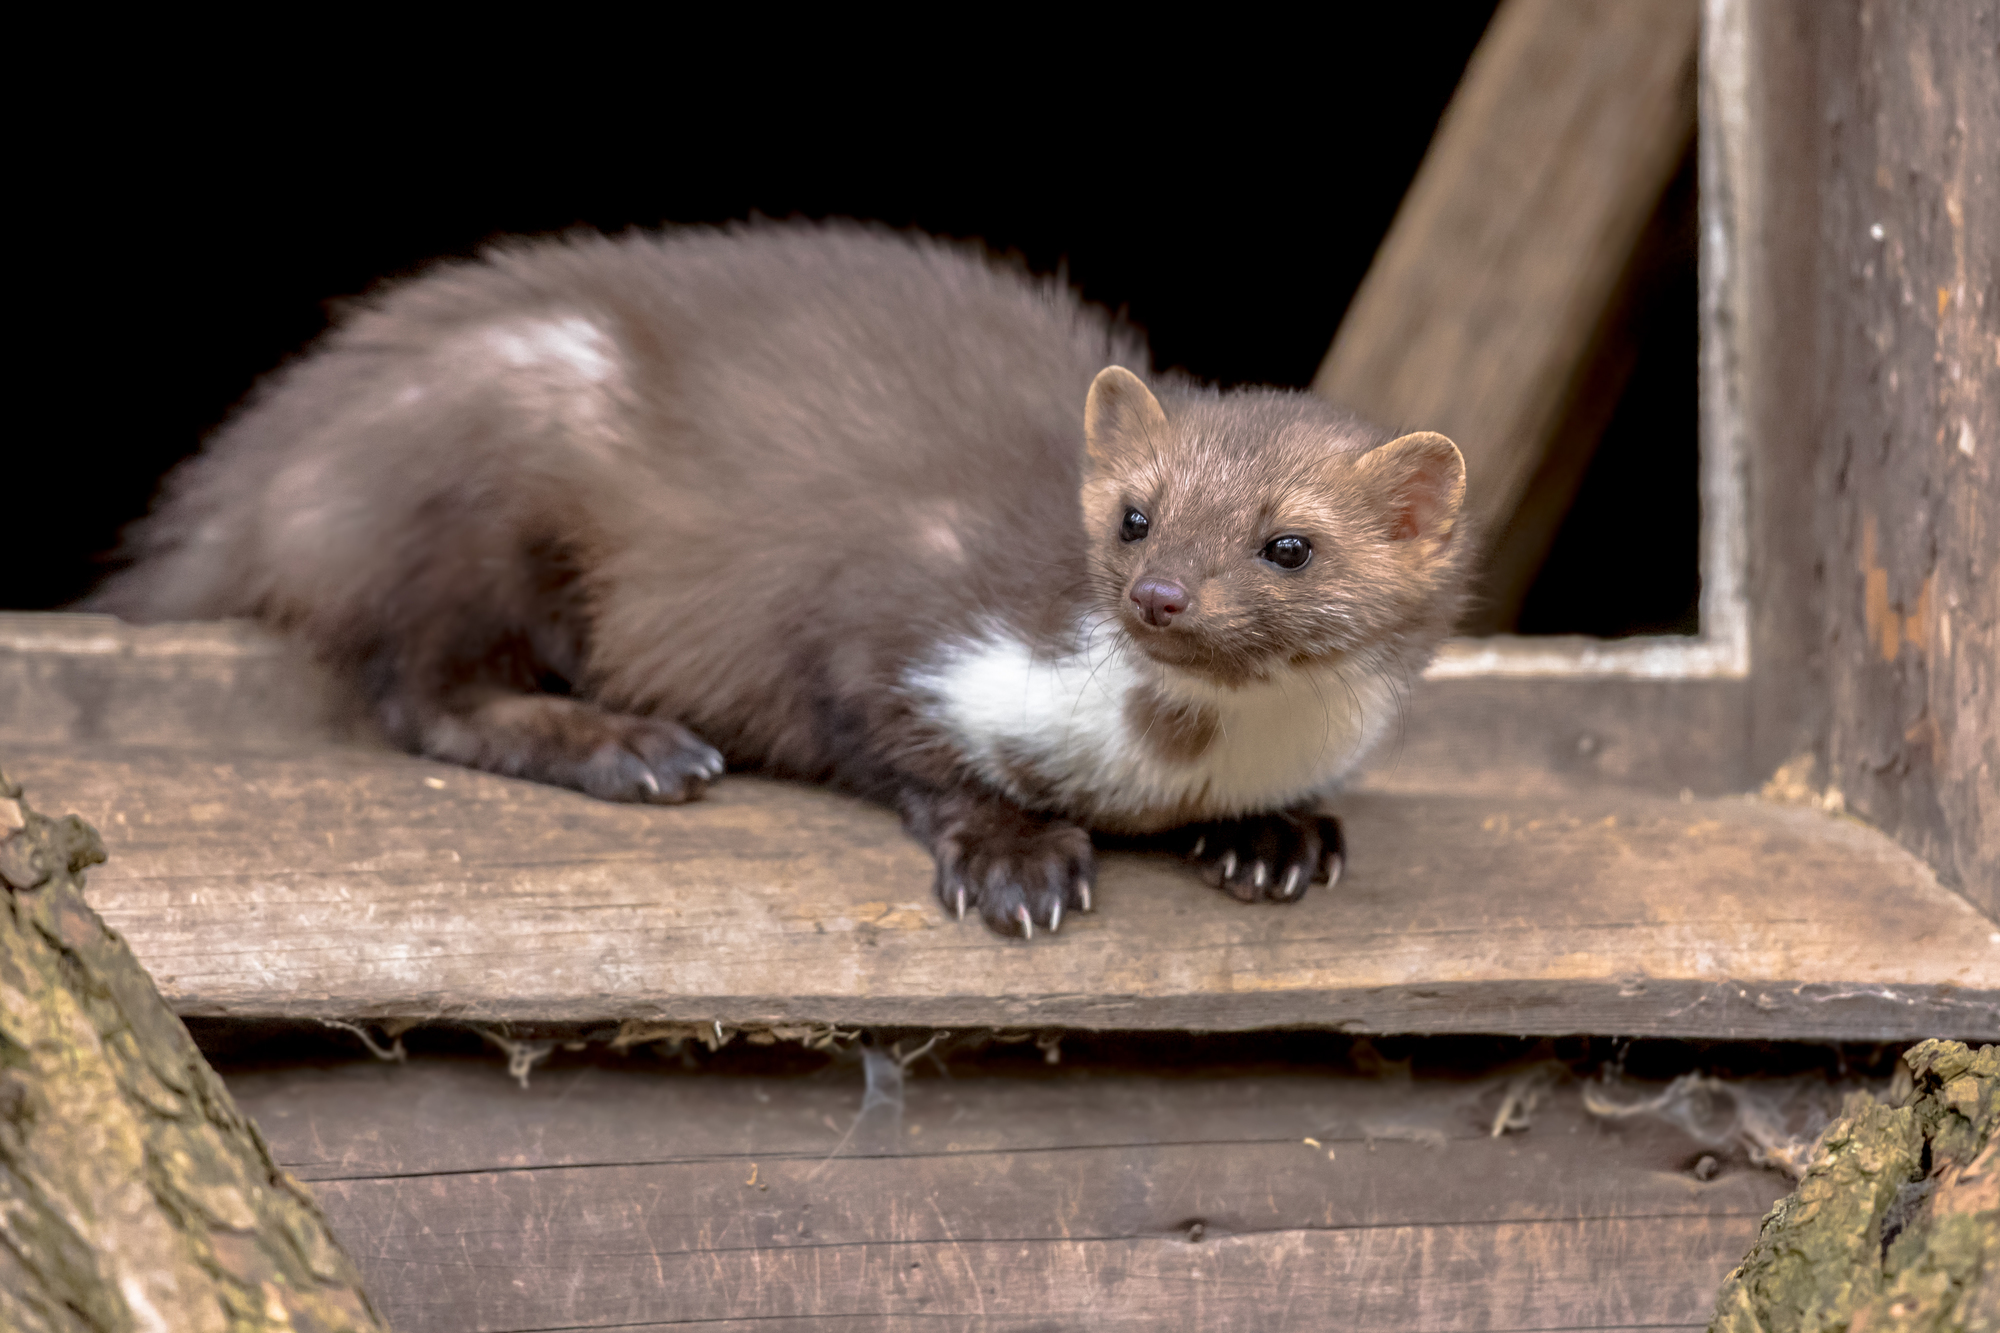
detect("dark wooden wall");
top-left (1748, 1), bottom-right (1999, 913)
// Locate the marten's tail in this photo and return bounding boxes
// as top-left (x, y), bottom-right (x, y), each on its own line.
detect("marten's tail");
top-left (86, 442), bottom-right (253, 623)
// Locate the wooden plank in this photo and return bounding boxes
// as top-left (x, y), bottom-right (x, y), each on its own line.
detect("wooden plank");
top-left (508, 1320), bottom-right (1696, 1328)
top-left (1313, 0), bottom-right (1698, 550)
top-left (7, 742), bottom-right (1994, 1039)
top-left (223, 1058), bottom-right (1789, 1196)
top-left (0, 612), bottom-right (1754, 798)
top-left (318, 1212), bottom-right (1748, 1332)
top-left (225, 1057), bottom-right (1784, 1332)
top-left (556, 1324), bottom-right (1703, 1333)
top-left (0, 613), bottom-right (371, 750)
top-left (1376, 670), bottom-right (1752, 798)
top-left (299, 1120), bottom-right (1772, 1241)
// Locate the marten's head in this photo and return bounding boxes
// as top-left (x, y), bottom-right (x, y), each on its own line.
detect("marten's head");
top-left (1079, 366), bottom-right (1467, 687)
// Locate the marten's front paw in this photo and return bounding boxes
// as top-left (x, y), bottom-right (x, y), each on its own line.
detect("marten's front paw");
top-left (1180, 811), bottom-right (1344, 903)
top-left (931, 811), bottom-right (1095, 939)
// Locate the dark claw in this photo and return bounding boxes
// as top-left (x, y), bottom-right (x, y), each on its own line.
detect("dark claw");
top-left (910, 792), bottom-right (1095, 938)
top-left (1180, 810), bottom-right (1342, 905)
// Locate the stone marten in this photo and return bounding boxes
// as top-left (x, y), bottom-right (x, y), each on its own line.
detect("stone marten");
top-left (97, 222), bottom-right (1468, 938)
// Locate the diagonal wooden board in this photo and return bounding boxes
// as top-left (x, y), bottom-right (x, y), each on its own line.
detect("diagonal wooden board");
top-left (5, 743), bottom-right (1994, 1039)
top-left (1314, 0), bottom-right (1698, 547)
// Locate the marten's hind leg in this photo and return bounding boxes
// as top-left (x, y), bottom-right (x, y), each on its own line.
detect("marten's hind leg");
top-left (412, 690), bottom-right (724, 803)
top-left (363, 539), bottom-right (724, 805)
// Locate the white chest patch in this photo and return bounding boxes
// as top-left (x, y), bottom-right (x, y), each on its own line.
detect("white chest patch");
top-left (905, 620), bottom-right (1398, 827)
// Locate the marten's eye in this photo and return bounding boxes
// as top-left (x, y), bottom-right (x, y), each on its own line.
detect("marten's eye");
top-left (1120, 509), bottom-right (1150, 542)
top-left (1262, 535), bottom-right (1312, 570)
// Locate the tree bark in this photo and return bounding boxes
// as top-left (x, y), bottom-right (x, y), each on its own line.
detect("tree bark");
top-left (0, 764), bottom-right (387, 1333)
top-left (1708, 1040), bottom-right (1997, 1331)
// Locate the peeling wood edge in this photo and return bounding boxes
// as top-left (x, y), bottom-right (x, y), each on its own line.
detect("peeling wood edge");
top-left (160, 980), bottom-right (2000, 1043)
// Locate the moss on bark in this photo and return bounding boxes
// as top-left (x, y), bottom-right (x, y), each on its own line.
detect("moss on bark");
top-left (1710, 1039), bottom-right (1997, 1332)
top-left (0, 766), bottom-right (387, 1333)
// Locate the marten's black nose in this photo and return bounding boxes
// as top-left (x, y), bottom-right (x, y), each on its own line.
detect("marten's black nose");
top-left (1131, 578), bottom-right (1189, 627)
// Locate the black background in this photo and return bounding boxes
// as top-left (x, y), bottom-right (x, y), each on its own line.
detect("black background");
top-left (13, 7), bottom-right (1695, 634)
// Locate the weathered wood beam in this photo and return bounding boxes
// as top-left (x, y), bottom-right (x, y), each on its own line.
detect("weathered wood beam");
top-left (1802, 0), bottom-right (2000, 914)
top-left (1314, 0), bottom-right (1698, 565)
top-left (229, 1057), bottom-right (1786, 1332)
top-left (0, 611), bottom-right (1759, 797)
top-left (7, 743), bottom-right (1992, 1041)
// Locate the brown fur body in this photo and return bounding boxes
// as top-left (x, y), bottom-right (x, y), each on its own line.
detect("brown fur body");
top-left (98, 222), bottom-right (1467, 936)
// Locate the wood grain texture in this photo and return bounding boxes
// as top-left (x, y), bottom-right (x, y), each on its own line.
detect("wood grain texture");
top-left (1723, 0), bottom-right (1834, 787)
top-left (226, 1056), bottom-right (1786, 1332)
top-left (0, 614), bottom-right (374, 751)
top-left (518, 1325), bottom-right (1705, 1333)
top-left (1313, 0), bottom-right (1698, 548)
top-left (1376, 672), bottom-right (1752, 797)
top-left (540, 1324), bottom-right (1703, 1333)
top-left (322, 1213), bottom-right (1745, 1332)
top-left (1809, 1), bottom-right (2000, 914)
top-left (0, 613), bottom-right (1755, 795)
top-left (8, 742), bottom-right (1994, 1039)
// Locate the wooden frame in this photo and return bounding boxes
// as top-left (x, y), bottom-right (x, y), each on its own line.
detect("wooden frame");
top-left (1328, 0), bottom-right (1768, 788)
top-left (1416, 0), bottom-right (1998, 910)
top-left (1430, 0), bottom-right (1748, 687)
top-left (3, 0), bottom-right (1993, 1047)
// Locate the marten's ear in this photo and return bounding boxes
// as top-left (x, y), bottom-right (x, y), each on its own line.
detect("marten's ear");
top-left (1084, 366), bottom-right (1170, 471)
top-left (1352, 431), bottom-right (1466, 544)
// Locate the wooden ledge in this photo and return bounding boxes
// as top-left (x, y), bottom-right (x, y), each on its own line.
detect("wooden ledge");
top-left (5, 743), bottom-right (1993, 1041)
top-left (1, 612), bottom-right (1756, 796)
